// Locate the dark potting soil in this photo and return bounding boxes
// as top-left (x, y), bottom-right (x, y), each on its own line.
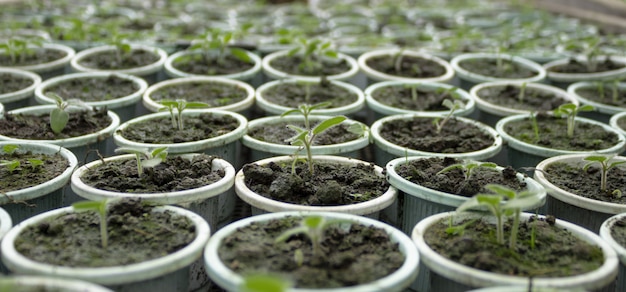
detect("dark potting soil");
top-left (44, 75), bottom-right (140, 102)
top-left (0, 150), bottom-right (69, 193)
top-left (242, 160), bottom-right (389, 206)
top-left (548, 58), bottom-right (625, 74)
top-left (14, 199), bottom-right (196, 267)
top-left (79, 154), bottom-right (225, 193)
top-left (365, 55), bottom-right (446, 78)
top-left (248, 121), bottom-right (361, 145)
top-left (171, 53), bottom-right (254, 75)
top-left (370, 85), bottom-right (458, 111)
top-left (262, 80), bottom-right (357, 108)
top-left (218, 216), bottom-right (404, 288)
top-left (268, 55), bottom-right (352, 76)
top-left (476, 85), bottom-right (568, 111)
top-left (117, 113), bottom-right (239, 144)
top-left (379, 117), bottom-right (495, 153)
top-left (395, 157), bottom-right (527, 196)
top-left (543, 162), bottom-right (626, 204)
top-left (575, 86), bottom-right (626, 107)
top-left (0, 73), bottom-right (34, 94)
top-left (503, 115), bottom-right (620, 151)
top-left (457, 58), bottom-right (538, 79)
top-left (0, 48), bottom-right (67, 67)
top-left (425, 215), bottom-right (604, 277)
top-left (610, 217), bottom-right (626, 249)
top-left (149, 81), bottom-right (249, 107)
top-left (78, 49), bottom-right (160, 70)
top-left (0, 108), bottom-right (112, 139)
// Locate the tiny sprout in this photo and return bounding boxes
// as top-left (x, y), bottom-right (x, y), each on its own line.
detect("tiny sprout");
top-left (240, 274), bottom-right (292, 292)
top-left (287, 38), bottom-right (338, 74)
top-left (275, 215), bottom-right (349, 259)
top-left (27, 158), bottom-right (43, 170)
top-left (189, 28), bottom-right (252, 66)
top-left (47, 92), bottom-right (92, 134)
top-left (0, 160), bottom-right (20, 172)
top-left (583, 155), bottom-right (626, 192)
top-left (2, 144), bottom-right (19, 154)
top-left (433, 99), bottom-right (465, 134)
top-left (158, 99), bottom-right (209, 131)
top-left (518, 82), bottom-right (527, 103)
top-left (553, 103), bottom-right (594, 138)
top-left (114, 147), bottom-right (168, 176)
top-left (437, 161), bottom-right (497, 182)
top-left (72, 199), bottom-right (110, 249)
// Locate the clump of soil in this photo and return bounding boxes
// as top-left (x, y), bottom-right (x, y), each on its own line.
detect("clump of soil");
top-left (262, 79), bottom-right (357, 108)
top-left (149, 81), bottom-right (249, 107)
top-left (171, 53), bottom-right (254, 75)
top-left (395, 157), bottom-right (527, 196)
top-left (14, 198), bottom-right (196, 267)
top-left (370, 85), bottom-right (459, 111)
top-left (548, 58), bottom-right (625, 74)
top-left (0, 73), bottom-right (34, 94)
top-left (218, 216), bottom-right (404, 288)
top-left (365, 55), bottom-right (446, 78)
top-left (0, 108), bottom-right (112, 139)
top-left (503, 114), bottom-right (620, 151)
top-left (0, 48), bottom-right (67, 66)
top-left (80, 154), bottom-right (225, 193)
top-left (269, 55), bottom-right (352, 76)
top-left (425, 215), bottom-right (604, 277)
top-left (458, 58), bottom-right (538, 78)
top-left (379, 117), bottom-right (495, 153)
top-left (476, 85), bottom-right (568, 111)
top-left (575, 85), bottom-right (626, 107)
top-left (44, 75), bottom-right (140, 102)
top-left (242, 160), bottom-right (388, 206)
top-left (0, 150), bottom-right (69, 193)
top-left (543, 161), bottom-right (626, 204)
top-left (78, 49), bottom-right (160, 70)
top-left (248, 120), bottom-right (361, 145)
top-left (117, 113), bottom-right (239, 143)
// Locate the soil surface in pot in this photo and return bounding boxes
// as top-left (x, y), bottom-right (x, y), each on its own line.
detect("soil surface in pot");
top-left (395, 157), bottom-right (527, 196)
top-left (171, 53), bottom-right (254, 75)
top-left (543, 161), bottom-right (626, 204)
top-left (248, 121), bottom-right (361, 145)
top-left (78, 49), bottom-right (160, 70)
top-left (218, 215), bottom-right (404, 288)
top-left (365, 55), bottom-right (446, 78)
top-left (425, 215), bottom-right (604, 277)
top-left (371, 85), bottom-right (460, 111)
top-left (80, 154), bottom-right (225, 193)
top-left (609, 217), bottom-right (626, 249)
top-left (548, 58), bottom-right (625, 74)
top-left (117, 113), bottom-right (239, 143)
top-left (269, 54), bottom-right (352, 76)
top-left (14, 199), bottom-right (196, 267)
top-left (44, 75), bottom-right (140, 102)
top-left (0, 73), bottom-right (34, 94)
top-left (0, 48), bottom-right (67, 67)
top-left (0, 149), bottom-right (69, 193)
top-left (476, 85), bottom-right (568, 111)
top-left (379, 117), bottom-right (495, 153)
top-left (262, 79), bottom-right (357, 108)
top-left (575, 85), bottom-right (626, 107)
top-left (619, 116), bottom-right (626, 130)
top-left (458, 58), bottom-right (538, 79)
top-left (149, 81), bottom-right (248, 107)
top-left (0, 108), bottom-right (112, 139)
top-left (503, 114), bottom-right (620, 151)
top-left (242, 160), bottom-right (389, 206)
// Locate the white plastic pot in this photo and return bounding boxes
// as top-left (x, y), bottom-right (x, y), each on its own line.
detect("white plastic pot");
top-left (2, 43), bottom-right (75, 80)
top-left (205, 211), bottom-right (419, 292)
top-left (0, 276), bottom-right (113, 292)
top-left (568, 81), bottom-right (626, 124)
top-left (543, 56), bottom-right (626, 88)
top-left (164, 49), bottom-right (262, 82)
top-left (262, 49), bottom-right (360, 82)
top-left (600, 213), bottom-right (626, 292)
top-left (450, 53), bottom-right (547, 90)
top-left (610, 112), bottom-right (626, 147)
top-left (1, 205), bottom-right (210, 292)
top-left (0, 68), bottom-right (41, 111)
top-left (357, 49), bottom-right (455, 84)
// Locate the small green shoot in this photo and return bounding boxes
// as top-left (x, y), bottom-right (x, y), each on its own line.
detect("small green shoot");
top-left (287, 38), bottom-right (338, 75)
top-left (158, 99), bottom-right (209, 130)
top-left (553, 103), bottom-right (595, 138)
top-left (275, 215), bottom-right (349, 258)
top-left (433, 99), bottom-right (465, 134)
top-left (47, 92), bottom-right (93, 134)
top-left (107, 32), bottom-right (132, 64)
top-left (189, 28), bottom-right (252, 66)
top-left (2, 144), bottom-right (19, 154)
top-left (239, 274), bottom-right (292, 292)
top-left (0, 36), bottom-right (42, 64)
top-left (0, 160), bottom-right (20, 172)
top-left (114, 147), bottom-right (168, 176)
top-left (529, 111), bottom-right (540, 142)
top-left (518, 82), bottom-right (527, 103)
top-left (72, 200), bottom-right (110, 249)
top-left (583, 155), bottom-right (626, 193)
top-left (437, 161), bottom-right (497, 182)
top-left (26, 158), bottom-right (43, 170)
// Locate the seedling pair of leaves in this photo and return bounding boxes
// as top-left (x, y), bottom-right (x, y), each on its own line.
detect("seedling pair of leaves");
top-left (287, 38), bottom-right (338, 74)
top-left (275, 215), bottom-right (351, 259)
top-left (158, 99), bottom-right (209, 131)
top-left (1, 145), bottom-right (44, 173)
top-left (47, 92), bottom-right (93, 134)
top-left (189, 28), bottom-right (252, 65)
top-left (432, 98), bottom-right (465, 134)
top-left (114, 146), bottom-right (168, 176)
top-left (583, 155), bottom-right (626, 196)
top-left (552, 103), bottom-right (594, 138)
top-left (0, 36), bottom-right (42, 63)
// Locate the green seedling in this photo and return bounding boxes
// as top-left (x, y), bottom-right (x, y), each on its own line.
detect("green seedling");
top-left (583, 155), bottom-right (626, 193)
top-left (275, 215), bottom-right (349, 258)
top-left (518, 82), bottom-right (527, 103)
top-left (47, 92), bottom-right (93, 134)
top-left (240, 274), bottom-right (292, 292)
top-left (433, 99), bottom-right (465, 134)
top-left (72, 199), bottom-right (111, 249)
top-left (282, 102), bottom-right (346, 174)
top-left (0, 36), bottom-right (42, 64)
top-left (26, 158), bottom-right (43, 170)
top-left (287, 38), bottom-right (338, 75)
top-left (553, 103), bottom-right (594, 138)
top-left (158, 99), bottom-right (209, 131)
top-left (107, 32), bottom-right (132, 64)
top-left (437, 161), bottom-right (497, 182)
top-left (456, 184), bottom-right (542, 250)
top-left (0, 159), bottom-right (20, 172)
top-left (2, 144), bottom-right (18, 154)
top-left (114, 147), bottom-right (168, 176)
top-left (189, 28), bottom-right (252, 66)
top-left (529, 111), bottom-right (540, 142)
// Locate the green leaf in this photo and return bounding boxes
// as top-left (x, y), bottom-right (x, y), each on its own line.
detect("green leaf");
top-left (312, 116), bottom-right (346, 135)
top-left (230, 48), bottom-right (251, 63)
top-left (50, 108), bottom-right (69, 134)
top-left (323, 50), bottom-right (338, 58)
top-left (346, 123), bottom-right (366, 136)
top-left (72, 200), bottom-right (104, 212)
top-left (484, 184), bottom-right (517, 199)
top-left (308, 102), bottom-right (332, 111)
top-left (281, 108), bottom-right (303, 118)
top-left (287, 46), bottom-right (301, 56)
top-left (579, 104), bottom-right (595, 112)
top-left (2, 144), bottom-right (19, 154)
top-left (184, 101), bottom-right (210, 109)
top-left (240, 274), bottom-right (290, 292)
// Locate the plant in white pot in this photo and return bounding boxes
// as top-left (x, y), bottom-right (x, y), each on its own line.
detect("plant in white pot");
top-left (0, 67), bottom-right (41, 111)
top-left (413, 184), bottom-right (618, 291)
top-left (0, 37), bottom-right (75, 80)
top-left (204, 211), bottom-right (419, 291)
top-left (357, 48), bottom-right (455, 84)
top-left (568, 80), bottom-right (626, 124)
